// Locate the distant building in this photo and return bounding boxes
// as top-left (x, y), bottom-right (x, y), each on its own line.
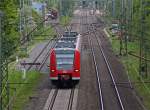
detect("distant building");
top-left (32, 2), bottom-right (46, 15)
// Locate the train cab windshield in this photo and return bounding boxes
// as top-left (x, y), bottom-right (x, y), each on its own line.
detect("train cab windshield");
top-left (55, 49), bottom-right (75, 70)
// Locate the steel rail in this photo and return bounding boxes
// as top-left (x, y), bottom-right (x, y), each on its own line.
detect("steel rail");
top-left (93, 23), bottom-right (146, 109)
top-left (42, 22), bottom-right (75, 110)
top-left (91, 25), bottom-right (125, 110)
top-left (88, 36), bottom-right (105, 110)
top-left (67, 88), bottom-right (75, 110)
top-left (43, 14), bottom-right (79, 110)
top-left (43, 88), bottom-right (75, 110)
top-left (38, 37), bottom-right (60, 71)
top-left (83, 9), bottom-right (104, 110)
top-left (43, 89), bottom-right (58, 110)
top-left (43, 9), bottom-right (80, 110)
top-left (48, 89), bottom-right (58, 110)
top-left (27, 40), bottom-right (52, 71)
top-left (27, 25), bottom-right (63, 71)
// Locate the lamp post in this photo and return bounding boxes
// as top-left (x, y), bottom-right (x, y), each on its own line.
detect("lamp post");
top-left (112, 0), bottom-right (115, 18)
top-left (0, 11), bottom-right (3, 110)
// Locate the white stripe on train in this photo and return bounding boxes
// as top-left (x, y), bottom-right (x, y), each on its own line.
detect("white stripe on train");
top-left (50, 77), bottom-right (80, 80)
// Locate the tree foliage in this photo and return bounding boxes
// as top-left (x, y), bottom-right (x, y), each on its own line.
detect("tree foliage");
top-left (110, 0), bottom-right (150, 43)
top-left (0, 0), bottom-right (74, 57)
top-left (61, 0), bottom-right (74, 16)
top-left (0, 0), bottom-right (19, 56)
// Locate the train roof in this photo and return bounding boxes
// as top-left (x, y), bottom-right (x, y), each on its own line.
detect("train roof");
top-left (58, 37), bottom-right (76, 42)
top-left (54, 48), bottom-right (75, 52)
top-left (55, 42), bottom-right (76, 48)
top-left (55, 31), bottom-right (79, 49)
top-left (63, 31), bottom-right (78, 37)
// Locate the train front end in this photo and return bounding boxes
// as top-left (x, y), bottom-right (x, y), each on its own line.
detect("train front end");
top-left (50, 48), bottom-right (80, 84)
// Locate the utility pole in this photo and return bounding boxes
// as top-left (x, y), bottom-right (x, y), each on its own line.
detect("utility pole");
top-left (59, 0), bottom-right (62, 17)
top-left (22, 0), bottom-right (26, 39)
top-left (20, 0), bottom-right (28, 53)
top-left (0, 11), bottom-right (2, 110)
top-left (119, 0), bottom-right (124, 55)
top-left (124, 0), bottom-right (128, 55)
top-left (19, 0), bottom-right (23, 37)
top-left (29, 0), bottom-right (33, 40)
top-left (112, 0), bottom-right (115, 18)
top-left (20, 0), bottom-right (23, 42)
top-left (127, 0), bottom-right (133, 41)
top-left (125, 0), bottom-right (133, 52)
top-left (0, 11), bottom-right (9, 110)
top-left (139, 0), bottom-right (148, 77)
top-left (42, 1), bottom-right (46, 28)
top-left (119, 0), bottom-right (128, 55)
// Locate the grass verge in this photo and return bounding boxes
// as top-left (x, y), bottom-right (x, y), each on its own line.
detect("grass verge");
top-left (60, 16), bottom-right (71, 26)
top-left (9, 26), bottom-right (56, 62)
top-left (8, 68), bottom-right (43, 110)
top-left (106, 28), bottom-right (150, 109)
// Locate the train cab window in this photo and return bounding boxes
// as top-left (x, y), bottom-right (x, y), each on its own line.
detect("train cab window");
top-left (55, 49), bottom-right (75, 70)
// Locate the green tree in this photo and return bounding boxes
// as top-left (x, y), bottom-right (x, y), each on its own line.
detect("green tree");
top-left (0, 0), bottom-right (19, 56)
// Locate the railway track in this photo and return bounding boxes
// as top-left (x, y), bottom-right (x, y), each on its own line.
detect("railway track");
top-left (21, 23), bottom-right (69, 73)
top-left (38, 23), bottom-right (76, 72)
top-left (20, 24), bottom-right (64, 71)
top-left (83, 9), bottom-right (125, 110)
top-left (42, 12), bottom-right (81, 110)
top-left (43, 88), bottom-right (78, 110)
top-left (88, 34), bottom-right (125, 110)
top-left (76, 8), bottom-right (146, 110)
top-left (91, 20), bottom-right (147, 110)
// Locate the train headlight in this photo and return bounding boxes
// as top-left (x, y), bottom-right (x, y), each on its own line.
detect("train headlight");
top-left (75, 69), bottom-right (79, 72)
top-left (51, 70), bottom-right (55, 72)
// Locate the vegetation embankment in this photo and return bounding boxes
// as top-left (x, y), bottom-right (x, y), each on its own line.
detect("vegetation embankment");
top-left (60, 16), bottom-right (71, 26)
top-left (8, 69), bottom-right (43, 110)
top-left (106, 29), bottom-right (150, 109)
top-left (9, 25), bottom-right (56, 62)
top-left (0, 0), bottom-right (56, 62)
top-left (102, 0), bottom-right (150, 108)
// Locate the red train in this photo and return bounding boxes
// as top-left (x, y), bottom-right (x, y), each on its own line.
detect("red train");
top-left (47, 9), bottom-right (58, 19)
top-left (49, 32), bottom-right (81, 85)
top-left (49, 9), bottom-right (58, 19)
